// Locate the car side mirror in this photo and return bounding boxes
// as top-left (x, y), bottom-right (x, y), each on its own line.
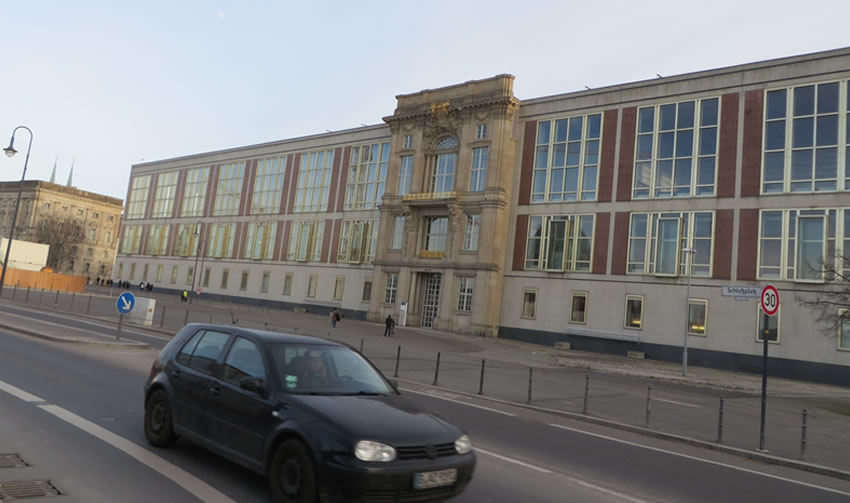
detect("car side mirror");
top-left (240, 376), bottom-right (265, 395)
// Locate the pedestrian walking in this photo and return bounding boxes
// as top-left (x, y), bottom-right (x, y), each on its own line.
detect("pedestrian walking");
top-left (181, 290), bottom-right (188, 303)
top-left (331, 308), bottom-right (341, 328)
top-left (384, 315), bottom-right (395, 337)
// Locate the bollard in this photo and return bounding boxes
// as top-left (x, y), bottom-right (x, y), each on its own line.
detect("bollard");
top-left (527, 367), bottom-right (534, 404)
top-left (433, 352), bottom-right (441, 385)
top-left (160, 305), bottom-right (167, 328)
top-left (39, 288), bottom-right (44, 305)
top-left (184, 309), bottom-right (189, 325)
top-left (11, 284), bottom-right (16, 301)
top-left (477, 359), bottom-right (486, 395)
top-left (210, 313), bottom-right (214, 324)
top-left (54, 290), bottom-right (60, 309)
top-left (25, 286), bottom-right (30, 302)
top-left (645, 384), bottom-right (652, 427)
top-left (717, 396), bottom-right (725, 444)
top-left (800, 409), bottom-right (808, 459)
top-left (393, 345), bottom-right (401, 377)
top-left (359, 338), bottom-right (364, 353)
top-left (265, 322), bottom-right (268, 329)
top-left (70, 292), bottom-right (76, 310)
top-left (583, 374), bottom-right (590, 414)
top-left (86, 295), bottom-right (92, 315)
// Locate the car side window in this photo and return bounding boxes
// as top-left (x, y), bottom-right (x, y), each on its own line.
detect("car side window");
top-left (221, 337), bottom-right (266, 387)
top-left (184, 330), bottom-right (231, 374)
top-left (176, 330), bottom-right (205, 366)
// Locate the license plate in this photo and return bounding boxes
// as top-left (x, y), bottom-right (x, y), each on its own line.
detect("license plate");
top-left (413, 468), bottom-right (457, 490)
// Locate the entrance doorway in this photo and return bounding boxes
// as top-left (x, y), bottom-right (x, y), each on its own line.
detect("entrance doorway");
top-left (420, 273), bottom-right (442, 328)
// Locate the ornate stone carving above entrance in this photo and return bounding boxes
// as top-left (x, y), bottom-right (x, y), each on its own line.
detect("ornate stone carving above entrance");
top-left (424, 101), bottom-right (461, 142)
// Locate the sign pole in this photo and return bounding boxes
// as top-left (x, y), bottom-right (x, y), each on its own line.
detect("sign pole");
top-left (758, 285), bottom-right (779, 451)
top-left (116, 313), bottom-right (124, 341)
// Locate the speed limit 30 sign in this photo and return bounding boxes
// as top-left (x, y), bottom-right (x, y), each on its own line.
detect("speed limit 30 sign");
top-left (761, 285), bottom-right (779, 316)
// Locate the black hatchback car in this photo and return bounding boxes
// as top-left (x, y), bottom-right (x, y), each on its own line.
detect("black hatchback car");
top-left (144, 324), bottom-right (476, 502)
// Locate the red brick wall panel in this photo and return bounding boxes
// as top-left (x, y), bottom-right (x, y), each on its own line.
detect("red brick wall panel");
top-left (611, 211), bottom-right (630, 275)
top-left (206, 165), bottom-right (220, 217)
top-left (173, 169), bottom-right (187, 219)
top-left (512, 215), bottom-right (529, 271)
top-left (592, 212), bottom-right (610, 274)
top-left (737, 209), bottom-right (759, 280)
top-left (712, 209), bottom-right (734, 280)
top-left (281, 220), bottom-right (292, 261)
top-left (335, 147), bottom-right (351, 212)
top-left (330, 218), bottom-right (342, 263)
top-left (240, 160), bottom-right (256, 216)
top-left (272, 221), bottom-right (284, 261)
top-left (287, 154), bottom-right (302, 214)
top-left (616, 107), bottom-right (637, 202)
top-left (741, 90), bottom-right (763, 197)
top-left (144, 174), bottom-right (157, 219)
top-left (280, 155), bottom-right (295, 215)
top-left (598, 109), bottom-right (618, 202)
top-left (518, 121), bottom-right (536, 206)
top-left (328, 147), bottom-right (343, 213)
top-left (320, 219), bottom-right (333, 262)
top-left (717, 93), bottom-right (739, 198)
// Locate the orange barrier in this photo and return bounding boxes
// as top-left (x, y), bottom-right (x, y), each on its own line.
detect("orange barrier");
top-left (2, 267), bottom-right (87, 293)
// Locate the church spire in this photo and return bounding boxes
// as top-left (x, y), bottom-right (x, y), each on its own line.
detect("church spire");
top-left (49, 157), bottom-right (56, 183)
top-left (66, 157), bottom-right (74, 187)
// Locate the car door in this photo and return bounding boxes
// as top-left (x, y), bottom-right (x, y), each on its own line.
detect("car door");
top-left (169, 329), bottom-right (232, 441)
top-left (207, 336), bottom-right (276, 468)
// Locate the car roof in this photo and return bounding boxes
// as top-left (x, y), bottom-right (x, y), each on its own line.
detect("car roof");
top-left (184, 323), bottom-right (343, 347)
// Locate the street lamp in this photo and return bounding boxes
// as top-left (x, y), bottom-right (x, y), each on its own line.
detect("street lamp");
top-left (0, 126), bottom-right (33, 297)
top-left (682, 247), bottom-right (697, 377)
top-left (190, 221), bottom-right (202, 304)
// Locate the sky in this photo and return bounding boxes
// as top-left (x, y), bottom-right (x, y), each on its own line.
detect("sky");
top-left (1, 0), bottom-right (848, 201)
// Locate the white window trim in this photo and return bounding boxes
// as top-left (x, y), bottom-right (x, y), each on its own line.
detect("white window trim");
top-left (624, 294), bottom-right (644, 330)
top-left (688, 298), bottom-right (709, 337)
top-left (627, 211), bottom-right (715, 277)
top-left (839, 309), bottom-right (850, 352)
top-left (569, 291), bottom-right (588, 325)
top-left (521, 288), bottom-right (538, 320)
top-left (532, 114), bottom-right (603, 203)
top-left (526, 214), bottom-right (596, 272)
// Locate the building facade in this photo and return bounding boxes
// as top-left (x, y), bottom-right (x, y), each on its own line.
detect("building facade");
top-left (0, 181), bottom-right (123, 278)
top-left (115, 48), bottom-right (850, 383)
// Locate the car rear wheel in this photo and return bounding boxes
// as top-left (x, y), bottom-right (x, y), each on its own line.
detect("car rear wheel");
top-left (144, 390), bottom-right (177, 447)
top-left (269, 439), bottom-right (317, 503)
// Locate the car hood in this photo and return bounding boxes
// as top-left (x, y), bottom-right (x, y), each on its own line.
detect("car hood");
top-left (286, 393), bottom-right (462, 446)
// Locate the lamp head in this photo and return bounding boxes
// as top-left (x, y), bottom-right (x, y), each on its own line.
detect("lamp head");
top-left (3, 146), bottom-right (16, 158)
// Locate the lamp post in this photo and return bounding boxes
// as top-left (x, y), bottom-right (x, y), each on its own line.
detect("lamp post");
top-left (682, 247), bottom-right (697, 377)
top-left (1, 126), bottom-right (33, 297)
top-left (190, 221), bottom-right (202, 304)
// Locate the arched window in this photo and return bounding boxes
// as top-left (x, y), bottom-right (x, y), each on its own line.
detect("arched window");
top-left (431, 136), bottom-right (458, 192)
top-left (435, 136), bottom-right (459, 150)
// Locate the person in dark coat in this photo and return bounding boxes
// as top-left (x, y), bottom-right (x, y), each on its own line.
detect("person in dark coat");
top-left (384, 315), bottom-right (395, 337)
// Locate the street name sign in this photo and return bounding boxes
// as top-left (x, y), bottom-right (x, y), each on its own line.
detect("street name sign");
top-left (720, 286), bottom-right (761, 299)
top-left (117, 291), bottom-right (136, 314)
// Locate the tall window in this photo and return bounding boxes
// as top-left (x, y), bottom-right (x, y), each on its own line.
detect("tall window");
top-left (151, 171), bottom-right (178, 218)
top-left (384, 273), bottom-right (398, 304)
top-left (391, 216), bottom-right (405, 250)
top-left (757, 305), bottom-right (780, 342)
top-left (570, 292), bottom-right (587, 324)
top-left (220, 269), bottom-right (229, 289)
top-left (120, 225), bottom-right (143, 254)
top-left (470, 147), bottom-right (488, 192)
top-left (431, 136), bottom-right (457, 193)
top-left (525, 214), bottom-right (594, 271)
top-left (117, 263), bottom-right (123, 279)
top-left (288, 221), bottom-right (324, 262)
top-left (345, 143), bottom-right (389, 209)
top-left (283, 273), bottom-right (293, 295)
top-left (203, 267), bottom-right (211, 288)
top-left (252, 156), bottom-right (286, 214)
top-left (521, 289), bottom-right (537, 319)
top-left (181, 167), bottom-right (210, 217)
top-left (476, 124), bottom-right (488, 139)
top-left (763, 81), bottom-right (849, 193)
top-left (142, 264), bottom-right (149, 281)
top-left (627, 212), bottom-right (714, 276)
top-left (689, 299), bottom-right (708, 336)
top-left (463, 215), bottom-right (480, 251)
top-left (214, 162), bottom-right (246, 216)
top-left (126, 175), bottom-right (151, 219)
top-left (398, 156), bottom-right (413, 196)
top-left (245, 222), bottom-right (277, 260)
top-left (337, 220), bottom-right (378, 263)
top-left (633, 98), bottom-right (719, 198)
top-left (175, 223), bottom-right (200, 257)
top-left (208, 222), bottom-right (237, 258)
top-left (403, 135), bottom-right (413, 149)
top-left (171, 265), bottom-right (178, 284)
top-left (839, 309), bottom-right (850, 351)
top-left (147, 225), bottom-right (169, 255)
top-left (758, 208), bottom-right (845, 281)
top-left (186, 267), bottom-right (194, 286)
top-left (156, 265), bottom-right (163, 282)
top-left (307, 274), bottom-right (318, 298)
top-left (625, 295), bottom-right (643, 329)
top-left (334, 276), bottom-right (345, 301)
top-left (362, 279), bottom-right (372, 302)
top-left (424, 217), bottom-right (448, 252)
top-left (457, 277), bottom-right (473, 312)
top-left (295, 149), bottom-right (334, 212)
top-left (532, 114), bottom-right (602, 202)
top-left (240, 271), bottom-right (249, 291)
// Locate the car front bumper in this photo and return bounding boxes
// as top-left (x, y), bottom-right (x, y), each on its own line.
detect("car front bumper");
top-left (318, 452), bottom-right (475, 502)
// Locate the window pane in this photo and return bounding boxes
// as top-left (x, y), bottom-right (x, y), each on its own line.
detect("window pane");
top-left (816, 115), bottom-right (838, 146)
top-left (790, 150), bottom-right (813, 182)
top-left (537, 121), bottom-right (551, 145)
top-left (817, 82), bottom-right (839, 114)
top-left (587, 114), bottom-right (601, 138)
top-left (571, 294), bottom-right (586, 323)
top-left (841, 317), bottom-right (850, 350)
top-left (794, 86), bottom-right (815, 116)
top-left (765, 121), bottom-right (785, 150)
top-left (568, 117), bottom-right (583, 141)
top-left (660, 105), bottom-right (676, 131)
top-left (761, 211), bottom-right (782, 237)
top-left (793, 117), bottom-right (814, 148)
top-left (763, 152), bottom-right (785, 183)
top-left (626, 298), bottom-right (642, 328)
top-left (701, 98), bottom-right (719, 126)
top-left (815, 148), bottom-right (838, 181)
top-left (677, 102), bottom-right (695, 129)
top-left (699, 127), bottom-right (717, 155)
top-left (657, 219), bottom-right (679, 274)
top-left (766, 90), bottom-right (786, 120)
top-left (697, 157), bottom-right (715, 185)
top-left (797, 217), bottom-right (824, 280)
top-left (675, 130), bottom-right (693, 157)
top-left (688, 301), bottom-right (706, 335)
top-left (658, 132), bottom-right (675, 158)
top-left (637, 135), bottom-right (653, 160)
top-left (638, 108), bottom-right (654, 133)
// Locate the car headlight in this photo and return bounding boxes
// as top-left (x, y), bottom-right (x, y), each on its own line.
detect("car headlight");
top-left (455, 434), bottom-right (472, 454)
top-left (354, 440), bottom-right (396, 462)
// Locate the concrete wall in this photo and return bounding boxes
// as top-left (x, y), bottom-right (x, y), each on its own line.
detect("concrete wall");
top-left (0, 238), bottom-right (49, 271)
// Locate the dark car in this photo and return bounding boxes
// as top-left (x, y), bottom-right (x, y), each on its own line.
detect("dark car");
top-left (143, 324), bottom-right (476, 502)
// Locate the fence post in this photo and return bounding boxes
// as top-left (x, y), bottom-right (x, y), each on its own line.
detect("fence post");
top-left (39, 288), bottom-right (44, 305)
top-left (53, 290), bottom-right (60, 309)
top-left (645, 384), bottom-right (652, 427)
top-left (477, 359), bottom-right (486, 395)
top-left (800, 409), bottom-right (808, 460)
top-left (527, 367), bottom-right (534, 404)
top-left (86, 295), bottom-right (93, 315)
top-left (160, 305), bottom-right (167, 328)
top-left (359, 338), bottom-right (364, 353)
top-left (25, 286), bottom-right (30, 302)
top-left (583, 374), bottom-right (590, 414)
top-left (11, 284), bottom-right (16, 301)
top-left (393, 345), bottom-right (401, 377)
top-left (184, 309), bottom-right (189, 325)
top-left (717, 396), bottom-right (725, 444)
top-left (433, 352), bottom-right (441, 385)
top-left (70, 292), bottom-right (76, 310)
top-left (210, 313), bottom-right (214, 324)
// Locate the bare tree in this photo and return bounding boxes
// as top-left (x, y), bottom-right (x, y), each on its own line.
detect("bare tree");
top-left (797, 256), bottom-right (850, 336)
top-left (34, 218), bottom-right (84, 272)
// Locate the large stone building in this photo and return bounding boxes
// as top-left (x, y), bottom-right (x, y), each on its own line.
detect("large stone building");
top-left (0, 181), bottom-right (123, 278)
top-left (115, 47), bottom-right (850, 384)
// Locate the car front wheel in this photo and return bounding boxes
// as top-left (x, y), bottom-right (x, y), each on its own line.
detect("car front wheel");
top-left (144, 390), bottom-right (177, 447)
top-left (269, 439), bottom-right (317, 503)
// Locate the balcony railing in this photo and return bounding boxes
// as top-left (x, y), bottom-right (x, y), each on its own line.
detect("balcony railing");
top-left (402, 191), bottom-right (457, 202)
top-left (419, 250), bottom-right (445, 259)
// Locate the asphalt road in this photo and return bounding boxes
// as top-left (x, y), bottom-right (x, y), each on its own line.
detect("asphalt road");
top-left (1, 322), bottom-right (849, 502)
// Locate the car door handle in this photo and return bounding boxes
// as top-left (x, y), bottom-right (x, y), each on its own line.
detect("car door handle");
top-left (209, 385), bottom-right (221, 396)
top-left (171, 370), bottom-right (181, 379)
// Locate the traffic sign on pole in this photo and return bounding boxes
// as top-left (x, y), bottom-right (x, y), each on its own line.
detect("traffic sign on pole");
top-left (116, 291), bottom-right (136, 314)
top-left (760, 285), bottom-right (779, 316)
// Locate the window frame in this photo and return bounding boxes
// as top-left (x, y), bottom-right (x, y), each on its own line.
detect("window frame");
top-left (624, 295), bottom-right (644, 330)
top-left (344, 143), bottom-right (389, 210)
top-left (839, 309), bottom-right (850, 351)
top-left (181, 167), bottom-right (210, 217)
top-left (337, 220), bottom-right (378, 263)
top-left (688, 298), bottom-right (708, 336)
top-left (531, 114), bottom-right (603, 203)
top-left (756, 305), bottom-right (781, 344)
top-left (390, 216), bottom-right (405, 250)
top-left (295, 149), bottom-right (334, 212)
top-left (521, 288), bottom-right (538, 320)
top-left (152, 171), bottom-right (179, 218)
top-left (570, 291), bottom-right (588, 325)
top-left (288, 221), bottom-right (324, 262)
top-left (456, 277), bottom-right (474, 312)
top-left (469, 147), bottom-right (488, 192)
top-left (307, 274), bottom-right (318, 298)
top-left (213, 162), bottom-right (246, 216)
top-left (333, 276), bottom-right (345, 301)
top-left (283, 272), bottom-right (293, 296)
top-left (245, 221), bottom-right (277, 260)
top-left (525, 214), bottom-right (595, 272)
top-left (627, 211), bottom-right (715, 277)
top-left (252, 156), bottom-right (286, 214)
top-left (126, 175), bottom-right (151, 220)
top-left (398, 155), bottom-right (413, 196)
top-left (384, 272), bottom-right (398, 305)
top-left (756, 208), bottom-right (845, 282)
top-left (462, 214), bottom-right (480, 252)
top-left (261, 271), bottom-right (270, 294)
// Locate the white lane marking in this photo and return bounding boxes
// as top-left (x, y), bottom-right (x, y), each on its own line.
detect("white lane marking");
top-left (0, 380), bottom-right (45, 402)
top-left (38, 404), bottom-right (238, 503)
top-left (474, 447), bottom-right (552, 473)
top-left (654, 397), bottom-right (702, 408)
top-left (1, 308), bottom-right (170, 341)
top-left (400, 387), bottom-right (516, 417)
top-left (548, 423), bottom-right (850, 497)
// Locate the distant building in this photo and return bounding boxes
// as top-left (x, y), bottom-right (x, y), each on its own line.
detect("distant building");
top-left (0, 237), bottom-right (48, 271)
top-left (0, 181), bottom-right (123, 278)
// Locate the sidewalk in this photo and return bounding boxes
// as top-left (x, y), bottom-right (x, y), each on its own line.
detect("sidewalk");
top-left (3, 285), bottom-right (850, 477)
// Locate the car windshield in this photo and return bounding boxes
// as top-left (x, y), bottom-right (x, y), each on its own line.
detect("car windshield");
top-left (269, 343), bottom-right (394, 395)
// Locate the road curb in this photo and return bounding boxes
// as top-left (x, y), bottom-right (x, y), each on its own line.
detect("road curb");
top-left (0, 322), bottom-right (151, 350)
top-left (0, 299), bottom-right (174, 337)
top-left (398, 379), bottom-right (850, 482)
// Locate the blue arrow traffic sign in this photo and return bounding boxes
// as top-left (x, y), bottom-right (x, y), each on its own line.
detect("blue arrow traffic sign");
top-left (116, 291), bottom-right (136, 314)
